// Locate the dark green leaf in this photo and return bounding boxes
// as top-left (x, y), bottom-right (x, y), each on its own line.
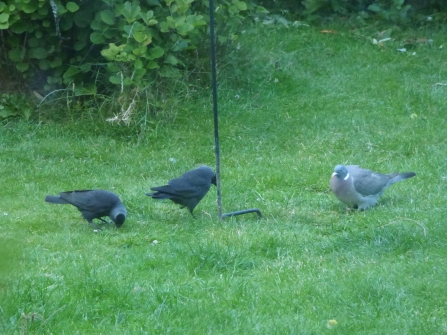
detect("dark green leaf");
top-left (74, 9), bottom-right (94, 28)
top-left (122, 2), bottom-right (141, 23)
top-left (10, 21), bottom-right (29, 34)
top-left (139, 10), bottom-right (154, 25)
top-left (133, 67), bottom-right (146, 80)
top-left (90, 31), bottom-right (106, 44)
top-left (101, 10), bottom-right (115, 25)
top-left (39, 59), bottom-right (51, 70)
top-left (63, 66), bottom-right (81, 80)
top-left (8, 49), bottom-right (23, 62)
top-left (22, 2), bottom-right (38, 14)
top-left (147, 60), bottom-right (159, 69)
top-left (367, 4), bottom-right (381, 12)
top-left (16, 62), bottom-right (29, 72)
top-left (74, 40), bottom-right (87, 51)
top-left (0, 13), bottom-right (9, 24)
top-left (50, 57), bottom-right (62, 68)
top-left (66, 2), bottom-right (79, 12)
top-left (28, 37), bottom-right (39, 48)
top-left (165, 54), bottom-right (178, 65)
top-left (80, 63), bottom-right (91, 72)
top-left (234, 0), bottom-right (247, 11)
top-left (134, 59), bottom-right (143, 69)
top-left (159, 65), bottom-right (180, 78)
top-left (150, 46), bottom-right (164, 59)
top-left (159, 21), bottom-right (170, 33)
top-left (109, 75), bottom-right (122, 85)
top-left (28, 47), bottom-right (48, 59)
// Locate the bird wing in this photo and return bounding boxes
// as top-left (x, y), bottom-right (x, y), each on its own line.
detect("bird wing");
top-left (348, 167), bottom-right (393, 196)
top-left (166, 176), bottom-right (209, 198)
top-left (59, 190), bottom-right (115, 213)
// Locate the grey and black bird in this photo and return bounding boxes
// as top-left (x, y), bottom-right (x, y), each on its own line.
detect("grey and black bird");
top-left (146, 166), bottom-right (216, 215)
top-left (45, 190), bottom-right (127, 229)
top-left (330, 165), bottom-right (416, 210)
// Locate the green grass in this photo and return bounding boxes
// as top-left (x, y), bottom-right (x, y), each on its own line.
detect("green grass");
top-left (1, 22), bottom-right (447, 334)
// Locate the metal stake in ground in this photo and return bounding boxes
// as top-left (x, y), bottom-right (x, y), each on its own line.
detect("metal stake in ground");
top-left (208, 0), bottom-right (262, 220)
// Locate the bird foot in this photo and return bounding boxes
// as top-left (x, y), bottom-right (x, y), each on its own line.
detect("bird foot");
top-left (88, 221), bottom-right (101, 230)
top-left (98, 218), bottom-right (113, 225)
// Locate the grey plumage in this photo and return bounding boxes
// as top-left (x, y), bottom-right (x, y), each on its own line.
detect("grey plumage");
top-left (45, 190), bottom-right (127, 229)
top-left (330, 165), bottom-right (416, 210)
top-left (146, 166), bottom-right (216, 215)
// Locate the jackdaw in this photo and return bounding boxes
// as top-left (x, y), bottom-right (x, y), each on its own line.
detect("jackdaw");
top-left (45, 190), bottom-right (127, 229)
top-left (146, 166), bottom-right (216, 215)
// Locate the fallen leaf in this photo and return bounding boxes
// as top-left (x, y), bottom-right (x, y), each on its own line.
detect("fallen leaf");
top-left (33, 91), bottom-right (43, 101)
top-left (378, 29), bottom-right (392, 39)
top-left (327, 319), bottom-right (338, 328)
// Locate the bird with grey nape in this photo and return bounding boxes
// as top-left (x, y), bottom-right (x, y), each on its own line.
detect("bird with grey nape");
top-left (330, 165), bottom-right (416, 210)
top-left (45, 190), bottom-right (127, 229)
top-left (146, 166), bottom-right (216, 216)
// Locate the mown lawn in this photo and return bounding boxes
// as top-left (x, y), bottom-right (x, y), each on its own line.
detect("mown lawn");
top-left (1, 22), bottom-right (447, 334)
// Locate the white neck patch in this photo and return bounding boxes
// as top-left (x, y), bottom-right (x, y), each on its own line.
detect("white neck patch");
top-left (344, 173), bottom-right (349, 181)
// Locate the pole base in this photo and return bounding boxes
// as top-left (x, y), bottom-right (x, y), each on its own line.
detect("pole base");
top-left (221, 208), bottom-right (262, 219)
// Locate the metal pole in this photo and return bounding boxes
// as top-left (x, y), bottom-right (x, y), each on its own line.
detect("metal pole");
top-left (208, 0), bottom-right (223, 220)
top-left (208, 0), bottom-right (262, 220)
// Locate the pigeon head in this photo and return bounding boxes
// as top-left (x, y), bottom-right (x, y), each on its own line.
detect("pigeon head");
top-left (110, 204), bottom-right (127, 228)
top-left (332, 165), bottom-right (349, 180)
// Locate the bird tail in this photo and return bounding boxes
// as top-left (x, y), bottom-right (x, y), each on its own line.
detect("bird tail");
top-left (389, 172), bottom-right (416, 185)
top-left (45, 195), bottom-right (69, 204)
top-left (145, 192), bottom-right (172, 200)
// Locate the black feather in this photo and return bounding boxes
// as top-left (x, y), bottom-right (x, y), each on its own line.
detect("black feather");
top-left (146, 166), bottom-right (216, 215)
top-left (45, 190), bottom-right (127, 228)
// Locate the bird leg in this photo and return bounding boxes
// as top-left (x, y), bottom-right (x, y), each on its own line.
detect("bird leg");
top-left (98, 218), bottom-right (113, 225)
top-left (87, 221), bottom-right (100, 230)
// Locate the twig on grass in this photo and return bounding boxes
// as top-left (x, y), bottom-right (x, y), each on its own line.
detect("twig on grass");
top-left (380, 217), bottom-right (427, 236)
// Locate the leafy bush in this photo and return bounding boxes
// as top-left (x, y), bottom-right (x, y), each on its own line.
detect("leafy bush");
top-left (0, 0), bottom-right (267, 95)
top-left (0, 94), bottom-right (32, 120)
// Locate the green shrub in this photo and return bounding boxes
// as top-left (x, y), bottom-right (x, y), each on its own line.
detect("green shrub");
top-left (0, 93), bottom-right (32, 120)
top-left (0, 0), bottom-right (267, 95)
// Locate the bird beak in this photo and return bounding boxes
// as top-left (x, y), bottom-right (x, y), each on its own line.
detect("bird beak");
top-left (331, 172), bottom-right (337, 178)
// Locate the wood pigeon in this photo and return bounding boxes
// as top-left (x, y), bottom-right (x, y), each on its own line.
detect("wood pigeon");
top-left (330, 165), bottom-right (416, 210)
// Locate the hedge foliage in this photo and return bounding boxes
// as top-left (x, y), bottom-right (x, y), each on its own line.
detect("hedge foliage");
top-left (1, 0), bottom-right (445, 97)
top-left (0, 0), bottom-right (267, 93)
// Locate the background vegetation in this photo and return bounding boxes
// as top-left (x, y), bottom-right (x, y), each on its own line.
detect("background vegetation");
top-left (1, 0), bottom-right (446, 122)
top-left (1, 12), bottom-right (447, 333)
